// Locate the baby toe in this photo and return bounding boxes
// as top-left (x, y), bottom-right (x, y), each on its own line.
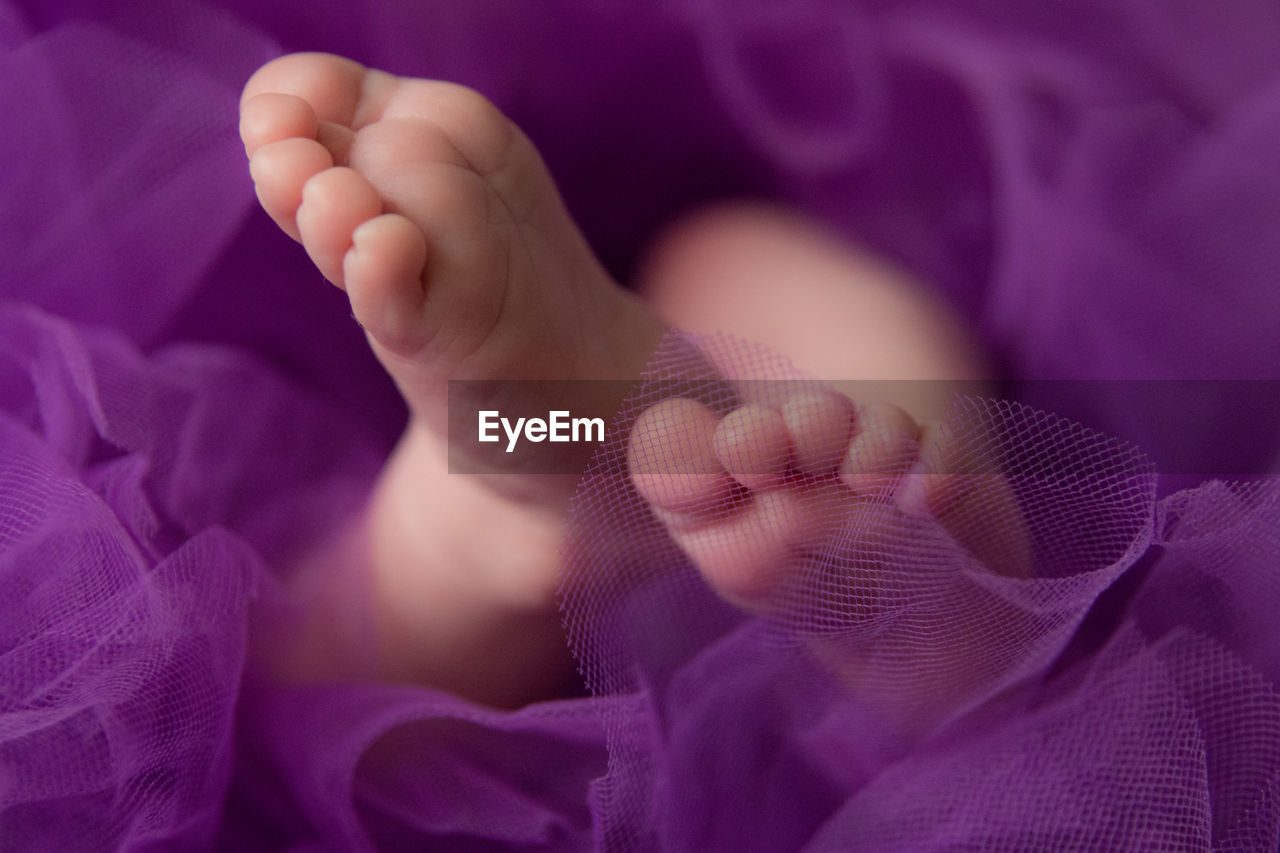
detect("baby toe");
top-left (839, 402), bottom-right (920, 496)
top-left (779, 389), bottom-right (855, 475)
top-left (248, 136), bottom-right (334, 241)
top-left (241, 52), bottom-right (370, 126)
top-left (713, 404), bottom-right (791, 491)
top-left (344, 213), bottom-right (430, 354)
top-left (296, 166), bottom-right (383, 286)
top-left (240, 92), bottom-right (318, 157)
top-left (629, 398), bottom-right (733, 518)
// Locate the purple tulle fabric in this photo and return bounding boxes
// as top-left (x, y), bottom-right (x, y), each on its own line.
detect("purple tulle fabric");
top-left (3, 0), bottom-right (1279, 850)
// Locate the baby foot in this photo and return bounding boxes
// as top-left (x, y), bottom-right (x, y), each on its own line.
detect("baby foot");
top-left (240, 53), bottom-right (664, 704)
top-left (628, 388), bottom-right (1029, 609)
top-left (240, 53), bottom-right (662, 451)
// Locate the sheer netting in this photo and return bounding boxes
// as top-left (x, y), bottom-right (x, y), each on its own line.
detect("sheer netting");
top-left (3, 0), bottom-right (1280, 850)
top-left (564, 332), bottom-right (1280, 851)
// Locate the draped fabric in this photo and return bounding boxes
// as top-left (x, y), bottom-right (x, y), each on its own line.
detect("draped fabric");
top-left (2, 0), bottom-right (1279, 849)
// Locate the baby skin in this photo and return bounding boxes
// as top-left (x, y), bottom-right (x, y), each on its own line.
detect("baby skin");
top-left (240, 53), bottom-right (1021, 709)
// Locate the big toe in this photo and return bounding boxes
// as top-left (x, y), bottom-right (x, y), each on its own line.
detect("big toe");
top-left (241, 52), bottom-right (391, 129)
top-left (240, 91), bottom-right (319, 157)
